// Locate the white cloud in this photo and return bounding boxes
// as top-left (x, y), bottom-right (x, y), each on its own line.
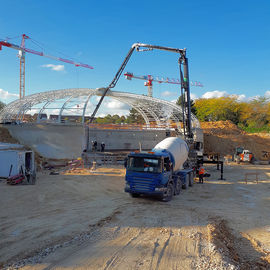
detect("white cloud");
top-left (229, 94), bottom-right (247, 101)
top-left (265, 91), bottom-right (270, 99)
top-left (0, 88), bottom-right (19, 100)
top-left (197, 91), bottom-right (270, 102)
top-left (87, 97), bottom-right (130, 116)
top-left (161, 91), bottom-right (177, 97)
top-left (41, 64), bottom-right (65, 71)
top-left (202, 90), bottom-right (228, 99)
top-left (96, 113), bottom-right (106, 117)
top-left (106, 100), bottom-right (130, 110)
top-left (235, 94), bottom-right (246, 101)
top-left (190, 93), bottom-right (198, 100)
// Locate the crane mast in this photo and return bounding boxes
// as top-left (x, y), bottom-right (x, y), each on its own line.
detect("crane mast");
top-left (19, 34), bottom-right (28, 99)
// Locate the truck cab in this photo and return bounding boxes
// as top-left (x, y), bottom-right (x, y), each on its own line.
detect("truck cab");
top-left (125, 149), bottom-right (194, 202)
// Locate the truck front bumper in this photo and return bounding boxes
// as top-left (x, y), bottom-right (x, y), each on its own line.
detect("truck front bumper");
top-left (125, 186), bottom-right (166, 196)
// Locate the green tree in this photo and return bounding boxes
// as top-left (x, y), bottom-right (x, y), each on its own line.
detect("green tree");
top-left (95, 114), bottom-right (127, 124)
top-left (242, 97), bottom-right (269, 128)
top-left (194, 97), bottom-right (241, 124)
top-left (111, 114), bottom-right (120, 123)
top-left (126, 108), bottom-right (145, 124)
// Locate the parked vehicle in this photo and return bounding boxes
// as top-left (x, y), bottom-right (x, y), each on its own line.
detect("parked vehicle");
top-left (233, 147), bottom-right (255, 164)
top-left (124, 137), bottom-right (196, 201)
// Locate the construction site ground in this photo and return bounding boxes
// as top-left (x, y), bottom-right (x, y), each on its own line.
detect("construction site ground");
top-left (1, 163), bottom-right (270, 270)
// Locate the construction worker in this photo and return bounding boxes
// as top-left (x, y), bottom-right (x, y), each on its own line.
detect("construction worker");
top-left (101, 142), bottom-right (105, 152)
top-left (198, 163), bottom-right (205, 184)
top-left (93, 140), bottom-right (97, 151)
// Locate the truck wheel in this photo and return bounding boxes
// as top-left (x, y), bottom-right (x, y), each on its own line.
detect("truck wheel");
top-left (130, 193), bottom-right (140, 198)
top-left (182, 175), bottom-right (188, 189)
top-left (175, 178), bottom-right (181, 195)
top-left (161, 183), bottom-right (174, 202)
top-left (189, 172), bottom-right (194, 187)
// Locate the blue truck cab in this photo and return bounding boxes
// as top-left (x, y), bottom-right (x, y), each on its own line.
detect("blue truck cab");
top-left (124, 150), bottom-right (194, 202)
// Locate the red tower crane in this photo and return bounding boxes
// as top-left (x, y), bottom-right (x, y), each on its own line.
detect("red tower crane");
top-left (0, 34), bottom-right (94, 99)
top-left (124, 72), bottom-right (203, 97)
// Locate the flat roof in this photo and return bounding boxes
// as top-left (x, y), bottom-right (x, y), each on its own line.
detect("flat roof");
top-left (0, 143), bottom-right (25, 150)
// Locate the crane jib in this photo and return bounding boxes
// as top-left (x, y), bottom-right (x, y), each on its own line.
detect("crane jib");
top-left (0, 34), bottom-right (94, 99)
top-left (0, 40), bottom-right (93, 69)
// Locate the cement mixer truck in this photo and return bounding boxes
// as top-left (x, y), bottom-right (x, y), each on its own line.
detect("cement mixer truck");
top-left (124, 137), bottom-right (196, 202)
top-left (79, 42), bottom-right (203, 201)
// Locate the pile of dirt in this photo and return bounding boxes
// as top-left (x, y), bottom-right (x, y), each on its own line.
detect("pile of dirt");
top-left (0, 126), bottom-right (19, 144)
top-left (201, 121), bottom-right (270, 160)
top-left (201, 120), bottom-right (243, 136)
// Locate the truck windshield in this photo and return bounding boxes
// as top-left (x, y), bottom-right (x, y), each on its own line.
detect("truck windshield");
top-left (127, 157), bottom-right (161, 173)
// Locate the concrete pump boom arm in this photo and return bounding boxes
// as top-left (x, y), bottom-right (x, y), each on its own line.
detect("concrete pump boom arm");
top-left (131, 43), bottom-right (186, 54)
top-left (89, 42), bottom-right (193, 141)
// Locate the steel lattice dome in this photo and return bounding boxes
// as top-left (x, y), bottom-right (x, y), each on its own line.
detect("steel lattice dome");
top-left (0, 88), bottom-right (200, 129)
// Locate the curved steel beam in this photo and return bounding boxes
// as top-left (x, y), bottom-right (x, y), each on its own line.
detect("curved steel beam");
top-left (0, 88), bottom-right (200, 130)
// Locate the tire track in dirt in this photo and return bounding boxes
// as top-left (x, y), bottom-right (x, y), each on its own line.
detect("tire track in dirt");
top-left (103, 229), bottom-right (143, 270)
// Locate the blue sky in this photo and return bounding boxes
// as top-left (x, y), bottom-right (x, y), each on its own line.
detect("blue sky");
top-left (1, 0), bottom-right (270, 115)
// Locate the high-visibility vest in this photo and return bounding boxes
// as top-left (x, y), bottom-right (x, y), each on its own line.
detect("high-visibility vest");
top-left (199, 167), bottom-right (205, 175)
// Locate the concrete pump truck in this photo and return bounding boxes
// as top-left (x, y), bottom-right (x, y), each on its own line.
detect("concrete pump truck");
top-left (85, 43), bottom-right (204, 202)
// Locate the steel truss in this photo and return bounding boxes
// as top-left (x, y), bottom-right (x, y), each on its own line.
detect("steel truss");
top-left (0, 88), bottom-right (200, 129)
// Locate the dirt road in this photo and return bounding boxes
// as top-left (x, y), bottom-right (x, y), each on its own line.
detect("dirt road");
top-left (2, 164), bottom-right (270, 269)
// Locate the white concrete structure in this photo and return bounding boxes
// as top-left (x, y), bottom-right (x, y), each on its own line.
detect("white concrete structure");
top-left (6, 124), bottom-right (174, 159)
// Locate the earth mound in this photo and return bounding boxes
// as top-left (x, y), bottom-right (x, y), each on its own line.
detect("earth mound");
top-left (201, 121), bottom-right (270, 160)
top-left (0, 126), bottom-right (19, 144)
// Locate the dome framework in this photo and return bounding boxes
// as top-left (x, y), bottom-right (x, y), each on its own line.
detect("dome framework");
top-left (0, 88), bottom-right (200, 129)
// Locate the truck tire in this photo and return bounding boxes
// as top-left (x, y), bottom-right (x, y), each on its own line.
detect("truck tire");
top-left (189, 172), bottom-right (194, 187)
top-left (174, 177), bottom-right (181, 195)
top-left (130, 193), bottom-right (140, 198)
top-left (182, 175), bottom-right (188, 189)
top-left (161, 182), bottom-right (174, 202)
